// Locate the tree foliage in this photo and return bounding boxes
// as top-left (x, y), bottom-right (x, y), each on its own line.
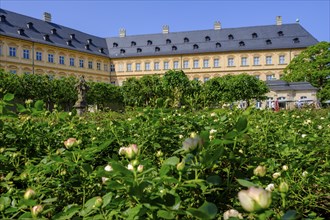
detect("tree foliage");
top-left (283, 41), bottom-right (330, 89)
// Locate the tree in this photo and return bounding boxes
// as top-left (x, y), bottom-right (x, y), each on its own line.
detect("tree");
top-left (282, 41), bottom-right (330, 89)
top-left (162, 70), bottom-right (190, 108)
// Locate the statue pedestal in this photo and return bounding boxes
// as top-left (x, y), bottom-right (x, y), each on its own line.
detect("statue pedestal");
top-left (74, 101), bottom-right (87, 116)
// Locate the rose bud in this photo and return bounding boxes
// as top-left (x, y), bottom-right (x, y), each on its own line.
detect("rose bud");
top-left (279, 182), bottom-right (289, 193)
top-left (137, 165), bottom-right (144, 173)
top-left (24, 188), bottom-right (36, 200)
top-left (94, 196), bottom-right (103, 208)
top-left (31, 205), bottom-right (43, 217)
top-left (253, 165), bottom-right (267, 177)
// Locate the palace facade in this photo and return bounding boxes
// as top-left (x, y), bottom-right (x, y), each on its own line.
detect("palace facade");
top-left (0, 9), bottom-right (319, 106)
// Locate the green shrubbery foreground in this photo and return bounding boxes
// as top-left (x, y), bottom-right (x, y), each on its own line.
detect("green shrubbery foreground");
top-left (0, 94), bottom-right (329, 219)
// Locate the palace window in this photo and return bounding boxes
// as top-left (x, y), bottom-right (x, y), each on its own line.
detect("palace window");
top-left (137, 48), bottom-right (142, 53)
top-left (203, 59), bottom-right (209, 68)
top-left (166, 39), bottom-right (171, 44)
top-left (155, 47), bottom-right (160, 52)
top-left (104, 64), bottom-right (109, 72)
top-left (266, 74), bottom-right (275, 80)
top-left (173, 61), bottom-right (179, 69)
top-left (136, 63), bottom-right (141, 71)
top-left (216, 42), bottom-right (221, 48)
top-left (293, 38), bottom-right (300, 43)
top-left (279, 55), bottom-right (285, 64)
top-left (228, 58), bottom-right (234, 66)
top-left (228, 34), bottom-right (234, 40)
top-left (127, 63), bottom-right (132, 71)
top-left (113, 42), bottom-right (118, 47)
top-left (70, 58), bottom-right (75, 66)
top-left (145, 62), bottom-right (150, 70)
top-left (154, 62), bottom-right (160, 70)
top-left (241, 57), bottom-right (247, 66)
top-left (36, 52), bottom-right (42, 61)
top-left (23, 49), bottom-right (30, 59)
top-left (184, 37), bottom-right (189, 43)
top-left (183, 60), bottom-right (189, 69)
top-left (172, 46), bottom-right (177, 51)
top-left (252, 33), bottom-right (258, 38)
top-left (110, 64), bottom-right (115, 72)
top-left (79, 59), bottom-right (84, 68)
top-left (164, 61), bottom-right (169, 70)
top-left (48, 54), bottom-right (54, 63)
top-left (88, 61), bottom-right (93, 69)
top-left (193, 44), bottom-right (199, 49)
top-left (205, 36), bottom-right (211, 41)
top-left (253, 57), bottom-right (260, 65)
top-left (120, 49), bottom-right (125, 54)
top-left (147, 40), bottom-right (153, 45)
top-left (214, 58), bottom-right (219, 67)
top-left (59, 56), bottom-right (65, 65)
top-left (266, 56), bottom-right (272, 65)
top-left (193, 60), bottom-right (199, 68)
top-left (278, 31), bottom-right (284, 37)
top-left (266, 39), bottom-right (272, 45)
top-left (131, 41), bottom-right (136, 47)
top-left (239, 41), bottom-right (245, 46)
top-left (204, 77), bottom-right (209, 82)
top-left (97, 62), bottom-right (101, 70)
top-left (9, 47), bottom-right (16, 57)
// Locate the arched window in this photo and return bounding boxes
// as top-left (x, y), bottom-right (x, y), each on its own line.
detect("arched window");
top-left (184, 37), bottom-right (189, 43)
top-left (228, 34), bottom-right (234, 40)
top-left (252, 33), bottom-right (258, 38)
top-left (137, 48), bottom-right (142, 53)
top-left (278, 31), bottom-right (284, 37)
top-left (266, 39), bottom-right (272, 45)
top-left (172, 46), bottom-right (177, 51)
top-left (155, 47), bottom-right (160, 52)
top-left (205, 36), bottom-right (211, 41)
top-left (131, 41), bottom-right (136, 46)
top-left (147, 40), bottom-right (153, 45)
top-left (216, 42), bottom-right (221, 48)
top-left (120, 49), bottom-right (125, 54)
top-left (113, 42), bottom-right (118, 48)
top-left (193, 44), bottom-right (199, 49)
top-left (166, 39), bottom-right (171, 44)
top-left (239, 41), bottom-right (245, 46)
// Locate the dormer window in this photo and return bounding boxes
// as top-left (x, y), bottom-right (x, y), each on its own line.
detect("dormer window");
top-left (172, 46), bottom-right (177, 51)
top-left (166, 39), bottom-right (171, 44)
top-left (252, 33), bottom-right (258, 38)
top-left (278, 31), bottom-right (284, 37)
top-left (87, 39), bottom-right (92, 44)
top-left (51, 28), bottom-right (57, 34)
top-left (66, 40), bottom-right (72, 46)
top-left (205, 36), bottom-right (211, 42)
top-left (70, 34), bottom-right (75, 40)
top-left (131, 41), bottom-right (136, 46)
top-left (120, 49), bottom-right (125, 54)
top-left (193, 44), bottom-right (199, 49)
top-left (137, 48), bottom-right (142, 53)
top-left (85, 44), bottom-right (90, 50)
top-left (266, 39), bottom-right (272, 45)
top-left (184, 37), bottom-right (189, 43)
top-left (0, 15), bottom-right (6, 22)
top-left (228, 34), bottom-right (234, 40)
top-left (17, 28), bottom-right (24, 35)
top-left (27, 22), bottom-right (33, 29)
top-left (99, 48), bottom-right (104, 53)
top-left (239, 41), bottom-right (245, 46)
top-left (293, 38), bottom-right (300, 43)
top-left (216, 42), bottom-right (221, 48)
top-left (155, 47), bottom-right (160, 52)
top-left (43, 34), bottom-right (50, 41)
top-left (147, 40), bottom-right (153, 45)
top-left (113, 42), bottom-right (118, 48)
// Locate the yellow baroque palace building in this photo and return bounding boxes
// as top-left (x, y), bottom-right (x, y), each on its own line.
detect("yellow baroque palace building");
top-left (0, 9), bottom-right (318, 89)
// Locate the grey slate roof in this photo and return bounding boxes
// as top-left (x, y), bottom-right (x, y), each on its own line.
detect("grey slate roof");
top-left (106, 23), bottom-right (319, 58)
top-left (266, 80), bottom-right (318, 91)
top-left (0, 8), bottom-right (319, 59)
top-left (0, 8), bottom-right (109, 57)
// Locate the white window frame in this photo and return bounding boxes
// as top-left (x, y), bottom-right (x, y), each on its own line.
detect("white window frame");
top-left (228, 58), bottom-right (234, 66)
top-left (23, 49), bottom-right (30, 59)
top-left (193, 60), bottom-right (199, 68)
top-left (203, 59), bottom-right (209, 68)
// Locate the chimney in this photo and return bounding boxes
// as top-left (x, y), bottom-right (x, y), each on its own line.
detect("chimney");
top-left (214, 21), bottom-right (221, 30)
top-left (119, 28), bottom-right (126, 38)
top-left (27, 22), bottom-right (33, 29)
top-left (0, 15), bottom-right (6, 22)
top-left (162, 25), bottom-right (169, 34)
top-left (17, 28), bottom-right (25, 35)
top-left (276, 16), bottom-right (282, 25)
top-left (43, 12), bottom-right (52, 22)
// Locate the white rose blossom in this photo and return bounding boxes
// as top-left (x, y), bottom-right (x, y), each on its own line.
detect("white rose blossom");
top-left (265, 183), bottom-right (275, 192)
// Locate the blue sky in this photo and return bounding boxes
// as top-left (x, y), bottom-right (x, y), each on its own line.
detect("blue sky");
top-left (1, 0), bottom-right (329, 41)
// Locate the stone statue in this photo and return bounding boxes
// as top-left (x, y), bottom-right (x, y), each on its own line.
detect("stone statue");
top-left (74, 75), bottom-right (89, 115)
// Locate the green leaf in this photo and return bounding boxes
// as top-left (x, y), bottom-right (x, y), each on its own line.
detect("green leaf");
top-left (53, 205), bottom-right (80, 220)
top-left (34, 100), bottom-right (44, 111)
top-left (187, 201), bottom-right (218, 219)
top-left (102, 192), bottom-right (113, 208)
top-left (126, 204), bottom-right (143, 220)
top-left (163, 156), bottom-right (180, 166)
top-left (16, 104), bottom-right (27, 113)
top-left (157, 210), bottom-right (175, 219)
top-left (3, 93), bottom-right (14, 101)
top-left (282, 210), bottom-right (298, 220)
top-left (0, 197), bottom-right (11, 208)
top-left (5, 172), bottom-right (14, 180)
top-left (206, 175), bottom-right (221, 185)
top-left (43, 197), bottom-right (58, 203)
top-left (236, 116), bottom-right (248, 132)
top-left (236, 179), bottom-right (258, 187)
